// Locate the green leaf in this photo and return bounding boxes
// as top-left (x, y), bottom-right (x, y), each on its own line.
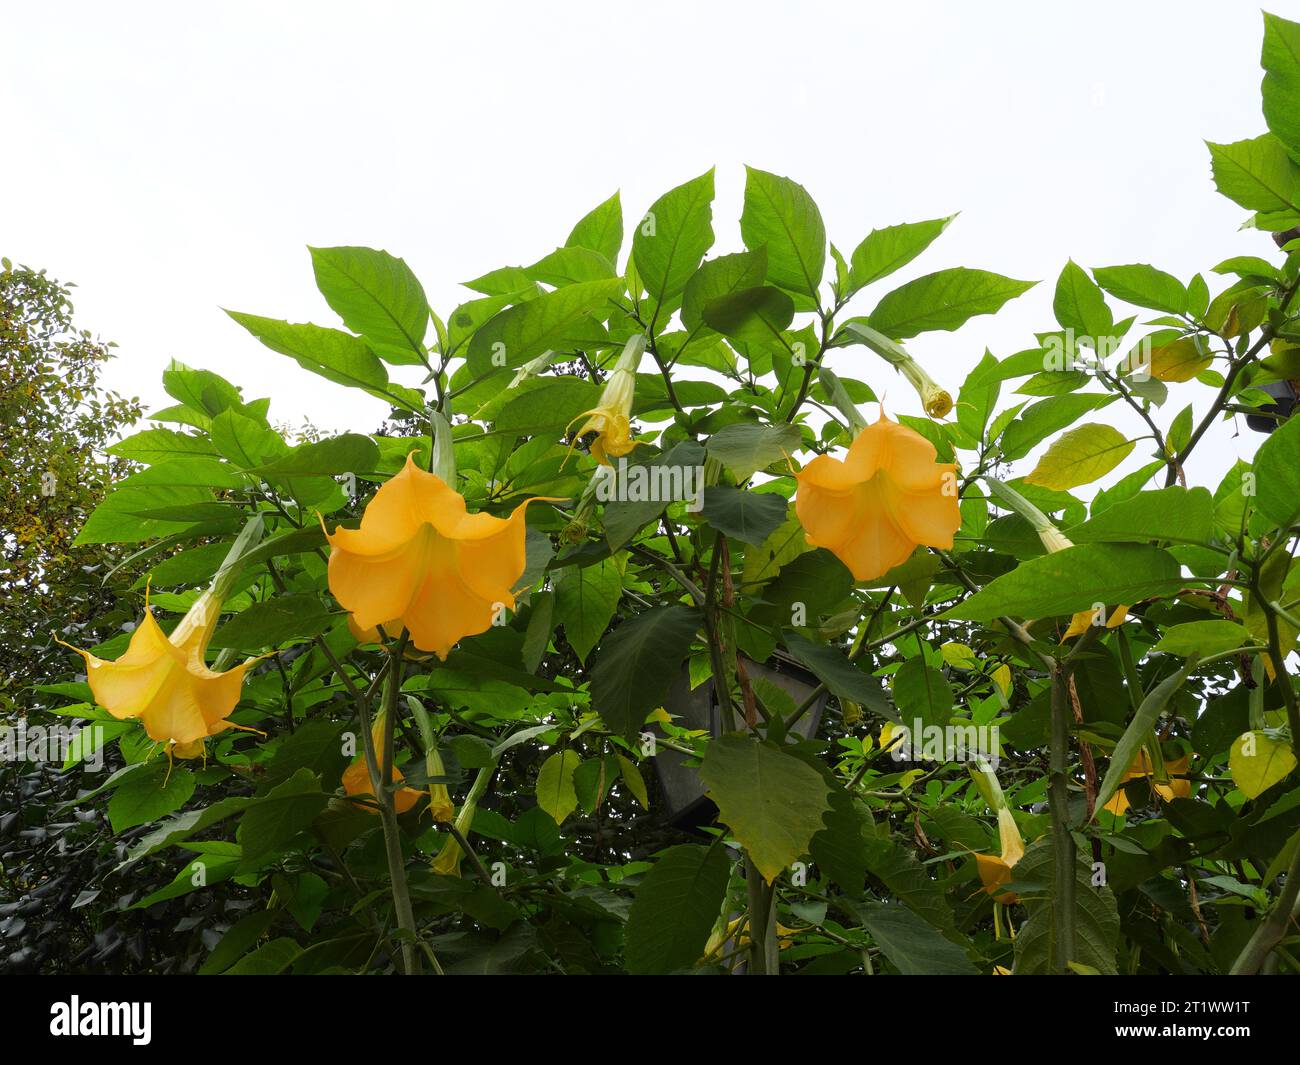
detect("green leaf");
top-left (944, 544), bottom-right (1183, 621)
top-left (535, 750), bottom-right (581, 825)
top-left (590, 605), bottom-right (702, 739)
top-left (1093, 657), bottom-right (1198, 816)
top-left (740, 167), bottom-right (826, 303)
top-left (1023, 424), bottom-right (1134, 491)
top-left (119, 795), bottom-right (255, 867)
top-left (848, 215), bottom-right (955, 292)
top-left (1154, 620), bottom-right (1259, 658)
top-left (1012, 837), bottom-right (1120, 974)
top-left (524, 246), bottom-right (615, 288)
top-left (999, 393), bottom-right (1116, 460)
top-left (225, 312), bottom-right (423, 411)
top-left (566, 190), bottom-right (623, 263)
top-left (210, 595), bottom-right (333, 650)
top-left (700, 486), bottom-right (788, 546)
top-left (701, 285), bottom-right (795, 348)
top-left (108, 765), bottom-right (196, 833)
top-left (699, 733), bottom-right (831, 882)
top-left (1092, 264), bottom-right (1187, 315)
top-left (1252, 409), bottom-right (1300, 526)
top-left (237, 769), bottom-right (329, 862)
top-left (780, 630), bottom-right (891, 719)
top-left (1070, 486), bottom-right (1215, 546)
top-left (1207, 135), bottom-right (1300, 227)
top-left (254, 434), bottom-right (379, 478)
top-left (624, 844), bottom-right (730, 974)
top-left (867, 268), bottom-right (1036, 340)
top-left (1262, 13), bottom-right (1300, 156)
top-left (1053, 260), bottom-right (1113, 341)
top-left (465, 278), bottom-right (624, 376)
top-left (705, 421), bottom-right (801, 481)
top-left (494, 378), bottom-right (601, 436)
top-left (891, 658), bottom-right (954, 733)
top-left (681, 249), bottom-right (768, 338)
top-left (309, 246), bottom-right (430, 366)
top-left (632, 169), bottom-right (716, 319)
top-left (853, 900), bottom-right (977, 975)
top-left (226, 938), bottom-right (302, 975)
top-left (554, 557), bottom-right (622, 663)
top-left (107, 428), bottom-right (219, 465)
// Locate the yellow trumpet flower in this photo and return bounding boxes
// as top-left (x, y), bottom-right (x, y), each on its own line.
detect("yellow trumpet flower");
top-left (565, 334), bottom-right (646, 466)
top-left (341, 712), bottom-right (422, 815)
top-left (58, 589), bottom-right (259, 747)
top-left (323, 454), bottom-right (550, 660)
top-left (975, 806), bottom-right (1026, 904)
top-left (794, 411), bottom-right (961, 581)
top-left (1103, 750), bottom-right (1191, 815)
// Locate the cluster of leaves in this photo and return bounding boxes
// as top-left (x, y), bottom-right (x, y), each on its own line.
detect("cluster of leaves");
top-left (7, 12), bottom-right (1300, 977)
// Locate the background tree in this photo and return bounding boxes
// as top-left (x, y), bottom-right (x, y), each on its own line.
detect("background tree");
top-left (0, 261), bottom-right (142, 703)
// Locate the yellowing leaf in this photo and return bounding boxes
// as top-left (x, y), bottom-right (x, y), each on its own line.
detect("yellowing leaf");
top-left (992, 664), bottom-right (1012, 696)
top-left (1148, 336), bottom-right (1212, 382)
top-left (1024, 424), bottom-right (1135, 491)
top-left (536, 749), bottom-right (581, 825)
top-left (1229, 731), bottom-right (1296, 799)
top-left (940, 642), bottom-right (978, 670)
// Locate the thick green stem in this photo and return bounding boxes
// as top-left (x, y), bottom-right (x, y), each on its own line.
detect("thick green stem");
top-left (1049, 664), bottom-right (1077, 972)
top-left (744, 857), bottom-right (779, 975)
top-left (361, 636), bottom-right (420, 975)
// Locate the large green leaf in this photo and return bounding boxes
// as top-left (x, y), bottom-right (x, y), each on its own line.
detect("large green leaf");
top-left (1252, 409), bottom-right (1300, 526)
top-left (254, 434), bottom-right (379, 478)
top-left (700, 486), bottom-right (788, 546)
top-left (309, 246), bottom-right (430, 366)
top-left (866, 268), bottom-right (1036, 340)
top-left (554, 557), bottom-right (622, 663)
top-left (780, 630), bottom-right (892, 719)
top-left (624, 844), bottom-right (730, 975)
top-left (848, 215), bottom-right (955, 292)
top-left (701, 285), bottom-right (795, 348)
top-left (1012, 837), bottom-right (1120, 974)
top-left (700, 733), bottom-right (831, 882)
top-left (632, 169), bottom-right (715, 320)
top-left (740, 167), bottom-right (826, 304)
top-left (1052, 260), bottom-right (1113, 341)
top-left (1208, 134), bottom-right (1300, 227)
top-left (225, 312), bottom-right (423, 411)
top-left (108, 765), bottom-right (196, 833)
top-left (465, 278), bottom-right (624, 376)
top-left (210, 595), bottom-right (334, 650)
top-left (1263, 13), bottom-right (1300, 156)
top-left (853, 900), bottom-right (977, 975)
top-left (944, 543), bottom-right (1183, 621)
top-left (998, 393), bottom-right (1116, 460)
top-left (705, 421), bottom-right (801, 481)
top-left (1092, 263), bottom-right (1187, 315)
top-left (590, 605), bottom-right (702, 739)
top-left (1069, 486), bottom-right (1215, 546)
top-left (681, 248), bottom-right (768, 339)
top-left (566, 190), bottom-right (623, 263)
top-left (535, 750), bottom-right (581, 825)
top-left (237, 769), bottom-right (329, 862)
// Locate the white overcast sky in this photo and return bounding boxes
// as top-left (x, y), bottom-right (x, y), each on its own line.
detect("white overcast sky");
top-left (6, 0), bottom-right (1298, 491)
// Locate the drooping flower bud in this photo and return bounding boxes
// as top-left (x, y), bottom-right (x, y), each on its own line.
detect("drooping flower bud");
top-left (841, 321), bottom-right (953, 419)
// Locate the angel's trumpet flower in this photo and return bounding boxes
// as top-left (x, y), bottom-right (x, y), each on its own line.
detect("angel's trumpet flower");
top-left (565, 334), bottom-right (646, 466)
top-left (57, 518), bottom-right (264, 747)
top-left (342, 710), bottom-right (422, 815)
top-left (794, 410), bottom-right (961, 581)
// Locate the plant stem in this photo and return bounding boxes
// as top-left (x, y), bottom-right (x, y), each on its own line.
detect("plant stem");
top-left (363, 634), bottom-right (420, 974)
top-left (1049, 663), bottom-right (1077, 972)
top-left (1230, 839), bottom-right (1300, 974)
top-left (744, 857), bottom-right (779, 975)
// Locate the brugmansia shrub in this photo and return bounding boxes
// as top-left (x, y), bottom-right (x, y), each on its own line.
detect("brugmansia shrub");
top-left (9, 11), bottom-right (1300, 976)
